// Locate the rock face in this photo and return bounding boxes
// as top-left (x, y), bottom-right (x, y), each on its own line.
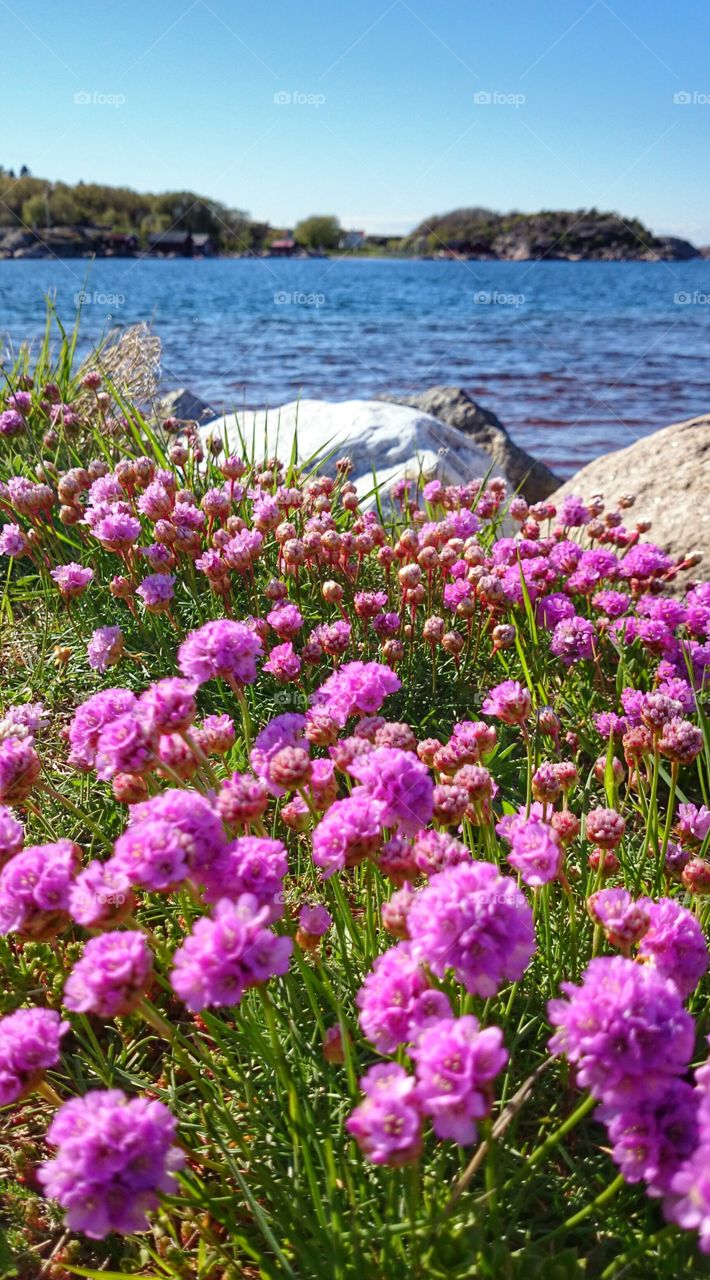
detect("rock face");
top-left (552, 414), bottom-right (710, 576)
top-left (199, 399), bottom-right (500, 499)
top-left (154, 387), bottom-right (215, 426)
top-left (382, 386), bottom-right (559, 502)
top-left (404, 208), bottom-right (700, 261)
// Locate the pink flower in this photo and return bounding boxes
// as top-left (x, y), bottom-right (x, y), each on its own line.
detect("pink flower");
top-left (481, 680), bottom-right (531, 726)
top-left (312, 793), bottom-right (384, 877)
top-left (170, 895), bottom-right (292, 1011)
top-left (408, 861), bottom-right (535, 997)
top-left (310, 661), bottom-right (401, 728)
top-left (178, 619), bottom-right (262, 687)
top-left (87, 626), bottom-right (124, 674)
top-left (411, 1015), bottom-right (508, 1144)
top-left (64, 931), bottom-right (153, 1017)
top-left (263, 642), bottom-right (302, 682)
top-left (346, 1064), bottom-right (423, 1166)
top-left (356, 942), bottom-right (451, 1053)
top-left (137, 574), bottom-right (175, 613)
top-left (548, 956), bottom-right (694, 1106)
top-left (349, 747), bottom-right (433, 835)
top-left (50, 563), bottom-right (94, 600)
top-left (251, 714), bottom-right (307, 797)
top-left (506, 817), bottom-right (563, 887)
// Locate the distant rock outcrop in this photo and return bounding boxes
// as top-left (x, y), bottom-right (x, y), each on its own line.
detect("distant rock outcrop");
top-left (552, 414), bottom-right (710, 579)
top-left (382, 386), bottom-right (559, 502)
top-left (405, 208), bottom-right (699, 261)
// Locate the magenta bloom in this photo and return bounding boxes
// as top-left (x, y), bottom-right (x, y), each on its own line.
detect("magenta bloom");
top-left (411, 1015), bottom-right (508, 1145)
top-left (665, 1130), bottom-right (710, 1252)
top-left (0, 805), bottom-right (24, 864)
top-left (0, 736), bottom-right (41, 804)
top-left (129, 789), bottom-right (227, 879)
top-left (171, 895), bottom-right (292, 1011)
top-left (138, 480), bottom-right (174, 520)
top-left (87, 625), bottom-right (124, 674)
top-left (202, 835), bottom-right (288, 918)
top-left (38, 1090), bottom-right (184, 1239)
top-left (620, 543), bottom-right (672, 580)
top-left (68, 688), bottom-right (137, 770)
top-left (506, 817), bottom-right (563, 887)
top-left (194, 713), bottom-right (236, 756)
top-left (68, 860), bottom-right (133, 927)
top-left (346, 1063), bottom-right (423, 1167)
top-left (267, 602), bottom-right (303, 638)
top-left (408, 861), bottom-right (536, 997)
top-left (251, 713), bottom-right (307, 797)
top-left (111, 819), bottom-right (190, 892)
top-left (677, 803), bottom-right (710, 844)
top-left (95, 712), bottom-right (156, 781)
top-left (600, 1079), bottom-right (699, 1196)
top-left (93, 511), bottom-right (141, 551)
top-left (0, 408), bottom-right (24, 438)
top-left (0, 840), bottom-right (79, 938)
top-left (216, 771), bottom-right (269, 826)
top-left (637, 897), bottom-right (709, 999)
top-left (50, 562), bottom-right (94, 600)
top-left (64, 932), bottom-right (153, 1017)
top-left (310, 660), bottom-right (401, 728)
top-left (481, 680), bottom-right (531, 726)
top-left (550, 615), bottom-right (596, 665)
top-left (0, 1008), bottom-right (69, 1104)
top-left (312, 792), bottom-right (384, 878)
top-left (263, 641), bottom-right (302, 682)
top-left (298, 903), bottom-right (332, 937)
top-left (0, 523), bottom-right (29, 558)
top-left (137, 573), bottom-right (175, 613)
top-left (139, 678), bottom-right (197, 735)
top-left (413, 829), bottom-right (470, 877)
top-left (349, 747), bottom-right (433, 835)
top-left (585, 806), bottom-right (626, 849)
top-left (178, 619), bottom-right (262, 688)
top-left (356, 941), bottom-right (451, 1054)
top-left (536, 592), bottom-right (576, 630)
top-left (548, 956), bottom-right (695, 1106)
top-left (587, 888), bottom-right (650, 952)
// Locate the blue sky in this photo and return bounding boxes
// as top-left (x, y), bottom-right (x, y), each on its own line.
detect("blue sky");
top-left (3, 0), bottom-right (710, 240)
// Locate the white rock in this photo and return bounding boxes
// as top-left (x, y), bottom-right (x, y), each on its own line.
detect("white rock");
top-left (200, 399), bottom-right (502, 500)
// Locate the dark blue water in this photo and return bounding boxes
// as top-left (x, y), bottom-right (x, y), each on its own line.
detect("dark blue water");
top-left (1, 257), bottom-right (709, 476)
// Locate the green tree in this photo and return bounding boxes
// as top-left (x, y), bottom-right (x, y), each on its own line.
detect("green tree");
top-left (294, 215), bottom-right (341, 250)
top-left (22, 193), bottom-right (47, 228)
top-left (48, 187), bottom-right (79, 225)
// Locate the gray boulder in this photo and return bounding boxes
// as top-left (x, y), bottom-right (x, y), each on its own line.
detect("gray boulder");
top-left (199, 398), bottom-right (501, 502)
top-left (154, 387), bottom-right (216, 426)
top-left (552, 413), bottom-right (710, 580)
top-left (382, 386), bottom-right (559, 502)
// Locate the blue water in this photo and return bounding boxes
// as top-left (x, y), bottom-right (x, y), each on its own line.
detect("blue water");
top-left (1, 257), bottom-right (709, 476)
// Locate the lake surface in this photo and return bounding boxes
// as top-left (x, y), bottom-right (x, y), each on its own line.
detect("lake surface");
top-left (1, 257), bottom-right (709, 477)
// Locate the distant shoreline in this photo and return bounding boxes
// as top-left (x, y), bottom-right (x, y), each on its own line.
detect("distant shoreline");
top-left (2, 252), bottom-right (708, 263)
